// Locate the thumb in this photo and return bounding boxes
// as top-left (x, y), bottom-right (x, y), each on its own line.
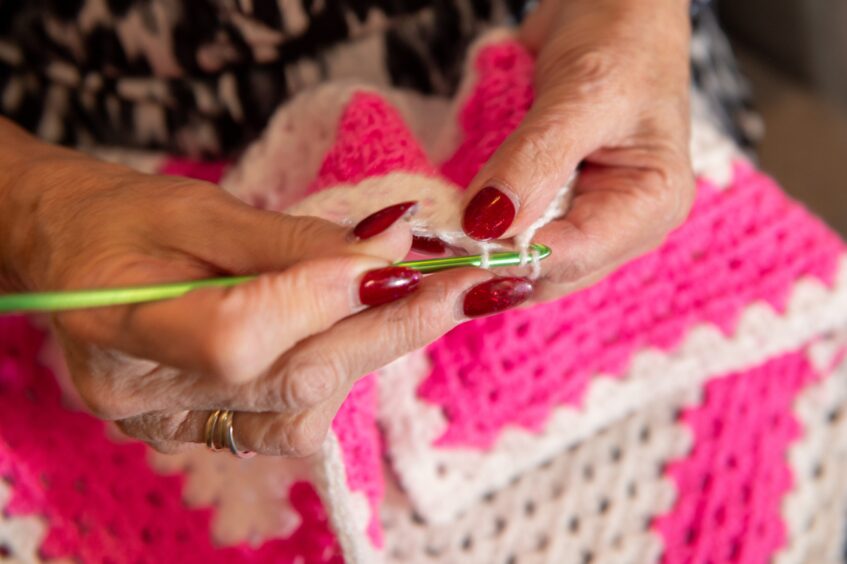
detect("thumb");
top-left (461, 63), bottom-right (621, 242)
top-left (171, 193), bottom-right (415, 274)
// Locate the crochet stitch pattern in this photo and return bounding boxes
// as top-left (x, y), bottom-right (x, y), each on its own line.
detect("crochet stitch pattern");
top-left (1, 32), bottom-right (846, 564)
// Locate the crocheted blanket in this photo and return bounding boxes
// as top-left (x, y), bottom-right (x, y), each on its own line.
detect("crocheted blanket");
top-left (2, 32), bottom-right (847, 563)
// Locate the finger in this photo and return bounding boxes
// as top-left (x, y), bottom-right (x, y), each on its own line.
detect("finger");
top-left (241, 267), bottom-right (504, 413)
top-left (119, 378), bottom-right (355, 457)
top-left (460, 56), bottom-right (632, 242)
top-left (532, 162), bottom-right (695, 291)
top-left (94, 268), bottom-right (526, 420)
top-left (518, 0), bottom-right (561, 52)
top-left (162, 191), bottom-right (416, 274)
top-left (60, 255), bottom-right (423, 384)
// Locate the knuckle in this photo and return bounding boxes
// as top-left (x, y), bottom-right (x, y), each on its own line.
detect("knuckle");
top-left (511, 130), bottom-right (564, 177)
top-left (567, 49), bottom-right (617, 90)
top-left (551, 253), bottom-right (596, 284)
top-left (280, 356), bottom-right (341, 409)
top-left (74, 377), bottom-right (128, 420)
top-left (277, 215), bottom-right (346, 253)
top-left (371, 278), bottom-right (458, 355)
top-left (540, 45), bottom-right (619, 98)
top-left (286, 412), bottom-right (329, 457)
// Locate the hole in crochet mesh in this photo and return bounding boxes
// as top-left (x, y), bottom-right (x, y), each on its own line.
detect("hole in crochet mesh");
top-left (568, 517), bottom-right (580, 534)
top-left (494, 516), bottom-right (507, 534)
top-left (425, 545), bottom-right (444, 558)
top-left (505, 555), bottom-right (516, 564)
top-left (827, 408), bottom-right (842, 423)
top-left (685, 527), bottom-right (697, 545)
top-left (436, 464), bottom-right (448, 478)
top-left (813, 463), bottom-right (824, 479)
top-left (536, 534), bottom-right (550, 551)
top-left (598, 498), bottom-right (610, 515)
top-left (524, 500), bottom-right (536, 517)
top-left (729, 541), bottom-right (741, 559)
top-left (610, 446), bottom-right (622, 462)
top-left (627, 482), bottom-right (638, 499)
top-left (582, 465), bottom-right (594, 481)
top-left (582, 550), bottom-right (594, 564)
top-left (146, 490), bottom-right (164, 507)
top-left (551, 481), bottom-right (565, 499)
top-left (411, 511), bottom-right (426, 526)
top-left (461, 536), bottom-right (473, 551)
top-left (639, 425), bottom-right (652, 443)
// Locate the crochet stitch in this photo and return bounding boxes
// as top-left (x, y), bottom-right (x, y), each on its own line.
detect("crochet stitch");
top-left (2, 32), bottom-right (846, 564)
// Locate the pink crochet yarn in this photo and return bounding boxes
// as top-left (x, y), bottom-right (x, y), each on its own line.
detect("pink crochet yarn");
top-left (0, 316), bottom-right (341, 563)
top-left (160, 157), bottom-right (230, 184)
top-left (4, 35), bottom-right (846, 563)
top-left (310, 92), bottom-right (436, 192)
top-left (654, 350), bottom-right (820, 562)
top-left (330, 374), bottom-right (384, 546)
top-left (418, 165), bottom-right (844, 448)
top-left (440, 41), bottom-right (534, 188)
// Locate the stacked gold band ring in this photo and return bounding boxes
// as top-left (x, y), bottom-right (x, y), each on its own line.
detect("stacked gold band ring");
top-left (204, 409), bottom-right (255, 459)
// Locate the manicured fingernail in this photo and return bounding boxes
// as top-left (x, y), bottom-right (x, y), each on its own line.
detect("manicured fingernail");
top-left (360, 267), bottom-right (422, 306)
top-left (463, 277), bottom-right (533, 318)
top-left (462, 186), bottom-right (516, 241)
top-left (412, 235), bottom-right (447, 254)
top-left (353, 201), bottom-right (417, 240)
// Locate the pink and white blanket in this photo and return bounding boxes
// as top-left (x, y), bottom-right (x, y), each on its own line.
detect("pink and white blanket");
top-left (2, 32), bottom-right (847, 563)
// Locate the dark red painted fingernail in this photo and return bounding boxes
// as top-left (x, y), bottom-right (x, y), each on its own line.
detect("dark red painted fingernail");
top-left (462, 186), bottom-right (516, 241)
top-left (463, 277), bottom-right (533, 318)
top-left (412, 235), bottom-right (447, 254)
top-left (360, 267), bottom-right (422, 306)
top-left (353, 201), bottom-right (417, 240)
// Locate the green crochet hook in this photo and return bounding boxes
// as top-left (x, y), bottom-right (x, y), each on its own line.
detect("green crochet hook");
top-left (0, 244), bottom-right (551, 314)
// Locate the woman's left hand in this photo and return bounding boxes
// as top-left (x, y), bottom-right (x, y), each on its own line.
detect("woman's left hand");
top-left (461, 0), bottom-right (696, 301)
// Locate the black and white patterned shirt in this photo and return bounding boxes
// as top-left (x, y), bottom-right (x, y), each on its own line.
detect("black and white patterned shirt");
top-left (0, 0), bottom-right (755, 157)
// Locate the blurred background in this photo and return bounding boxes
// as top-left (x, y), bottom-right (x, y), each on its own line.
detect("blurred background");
top-left (717, 0), bottom-right (847, 235)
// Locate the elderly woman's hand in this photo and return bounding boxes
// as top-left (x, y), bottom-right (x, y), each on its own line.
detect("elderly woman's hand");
top-left (462, 0), bottom-right (695, 301)
top-left (0, 119), bottom-right (500, 456)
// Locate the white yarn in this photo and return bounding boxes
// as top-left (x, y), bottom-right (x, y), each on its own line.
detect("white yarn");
top-left (513, 173), bottom-right (575, 278)
top-left (378, 256), bottom-right (847, 524)
top-left (313, 432), bottom-right (382, 564)
top-left (381, 389), bottom-right (695, 564)
top-left (776, 338), bottom-right (847, 564)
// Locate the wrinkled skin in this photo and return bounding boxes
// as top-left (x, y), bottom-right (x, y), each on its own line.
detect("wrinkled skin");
top-left (464, 0), bottom-right (695, 301)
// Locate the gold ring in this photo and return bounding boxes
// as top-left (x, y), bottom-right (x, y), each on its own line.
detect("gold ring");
top-left (204, 409), bottom-right (256, 459)
top-left (204, 409), bottom-right (223, 451)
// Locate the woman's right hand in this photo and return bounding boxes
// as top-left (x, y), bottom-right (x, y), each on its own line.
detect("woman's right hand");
top-left (0, 119), bottom-right (529, 456)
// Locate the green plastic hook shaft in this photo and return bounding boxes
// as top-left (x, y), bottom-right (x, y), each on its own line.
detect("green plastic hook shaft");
top-left (0, 244), bottom-right (551, 314)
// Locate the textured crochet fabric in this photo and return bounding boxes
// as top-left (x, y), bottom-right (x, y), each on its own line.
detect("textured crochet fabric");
top-left (2, 30), bottom-right (847, 564)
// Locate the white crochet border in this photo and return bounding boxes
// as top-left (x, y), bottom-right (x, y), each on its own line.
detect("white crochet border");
top-left (378, 256), bottom-right (847, 524)
top-left (777, 333), bottom-right (847, 563)
top-left (313, 432), bottom-right (381, 564)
